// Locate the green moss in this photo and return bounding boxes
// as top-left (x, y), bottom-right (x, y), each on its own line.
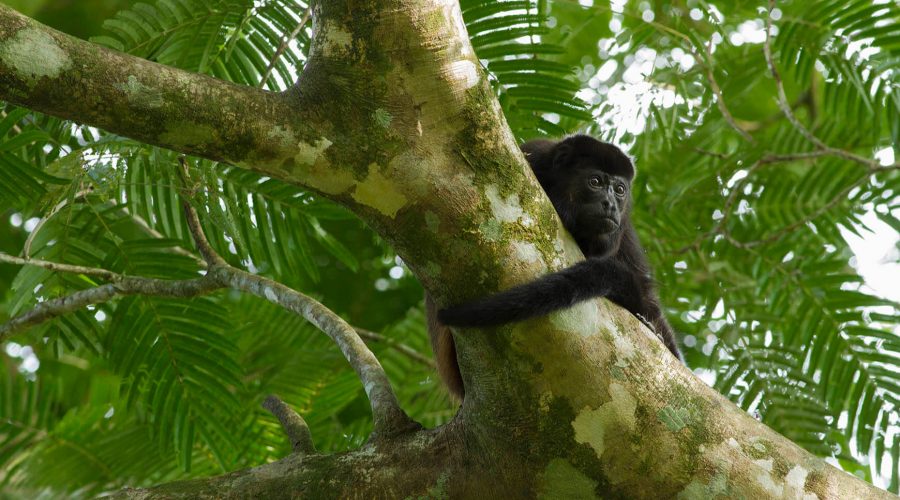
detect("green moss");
top-left (538, 459), bottom-right (599, 500)
top-left (159, 121), bottom-right (217, 148)
top-left (424, 211), bottom-right (440, 233)
top-left (478, 219), bottom-right (502, 242)
top-left (743, 437), bottom-right (770, 460)
top-left (410, 471), bottom-right (449, 500)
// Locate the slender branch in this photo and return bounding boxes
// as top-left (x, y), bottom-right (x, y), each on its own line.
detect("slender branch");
top-left (259, 6), bottom-right (311, 89)
top-left (1, 254), bottom-right (416, 438)
top-left (730, 172), bottom-right (871, 249)
top-left (692, 148), bottom-right (729, 160)
top-left (262, 395), bottom-right (316, 455)
top-left (215, 266), bottom-right (417, 437)
top-left (127, 210), bottom-right (207, 268)
top-left (177, 157), bottom-right (226, 267)
top-left (172, 163), bottom-right (416, 437)
top-left (355, 327), bottom-right (436, 368)
top-left (2, 163), bottom-right (418, 437)
top-left (0, 252), bottom-right (120, 281)
top-left (0, 275), bottom-right (221, 341)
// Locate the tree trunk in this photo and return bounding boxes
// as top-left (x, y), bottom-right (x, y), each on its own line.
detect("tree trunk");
top-left (0, 1), bottom-right (890, 498)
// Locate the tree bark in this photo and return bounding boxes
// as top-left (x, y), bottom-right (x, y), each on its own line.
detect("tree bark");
top-left (0, 1), bottom-right (891, 498)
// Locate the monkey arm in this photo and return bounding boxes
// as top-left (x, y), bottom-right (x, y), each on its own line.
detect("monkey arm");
top-left (437, 257), bottom-right (642, 328)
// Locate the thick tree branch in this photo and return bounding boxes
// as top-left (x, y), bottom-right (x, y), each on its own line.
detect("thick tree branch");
top-left (0, 4), bottom-right (319, 176)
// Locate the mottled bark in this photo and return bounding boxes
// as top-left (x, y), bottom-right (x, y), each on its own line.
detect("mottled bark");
top-left (0, 0), bottom-right (890, 498)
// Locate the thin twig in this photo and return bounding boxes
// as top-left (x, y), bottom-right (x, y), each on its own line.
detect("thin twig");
top-left (262, 395), bottom-right (316, 455)
top-left (128, 211), bottom-right (207, 268)
top-left (355, 327), bottom-right (435, 368)
top-left (177, 157), bottom-right (226, 267)
top-left (259, 6), bottom-right (312, 88)
top-left (23, 188), bottom-right (93, 258)
top-left (0, 253), bottom-right (120, 281)
top-left (692, 148), bottom-right (730, 160)
top-left (704, 40), bottom-right (754, 142)
top-left (730, 172), bottom-right (871, 248)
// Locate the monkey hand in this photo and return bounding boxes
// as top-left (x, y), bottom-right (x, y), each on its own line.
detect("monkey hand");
top-left (634, 313), bottom-right (661, 339)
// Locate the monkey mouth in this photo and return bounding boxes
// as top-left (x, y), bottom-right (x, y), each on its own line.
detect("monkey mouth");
top-left (596, 216), bottom-right (619, 232)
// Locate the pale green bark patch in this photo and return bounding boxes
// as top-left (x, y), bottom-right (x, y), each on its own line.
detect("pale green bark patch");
top-left (785, 465), bottom-right (818, 500)
top-left (116, 75), bottom-right (164, 108)
top-left (425, 471), bottom-right (450, 499)
top-left (658, 406), bottom-right (691, 432)
top-left (290, 138), bottom-right (357, 196)
top-left (571, 382), bottom-right (637, 458)
top-left (321, 23), bottom-right (353, 56)
top-left (513, 241), bottom-right (540, 264)
top-left (425, 261), bottom-right (441, 278)
top-left (677, 463), bottom-right (729, 499)
top-left (753, 458), bottom-right (783, 497)
top-left (294, 137), bottom-right (333, 168)
top-left (538, 459), bottom-right (599, 500)
top-left (445, 60), bottom-right (479, 90)
top-left (0, 28), bottom-right (71, 87)
top-left (550, 301), bottom-right (600, 336)
top-left (485, 184), bottom-right (523, 223)
top-left (353, 163), bottom-right (408, 217)
top-left (267, 125), bottom-right (295, 149)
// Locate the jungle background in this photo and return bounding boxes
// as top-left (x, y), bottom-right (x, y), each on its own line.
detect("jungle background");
top-left (0, 0), bottom-right (898, 495)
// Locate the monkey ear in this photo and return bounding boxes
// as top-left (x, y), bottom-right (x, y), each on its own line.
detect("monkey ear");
top-left (552, 143), bottom-right (573, 170)
top-left (623, 160), bottom-right (636, 180)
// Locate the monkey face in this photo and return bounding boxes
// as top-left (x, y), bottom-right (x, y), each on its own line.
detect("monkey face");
top-left (527, 134), bottom-right (636, 256)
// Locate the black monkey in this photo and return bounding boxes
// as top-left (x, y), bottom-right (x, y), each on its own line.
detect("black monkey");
top-left (429, 135), bottom-right (681, 399)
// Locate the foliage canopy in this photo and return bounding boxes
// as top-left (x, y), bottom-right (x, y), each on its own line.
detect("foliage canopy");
top-left (0, 0), bottom-right (898, 495)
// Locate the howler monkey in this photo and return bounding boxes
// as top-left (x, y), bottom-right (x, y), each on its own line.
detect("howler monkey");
top-left (427, 135), bottom-right (682, 400)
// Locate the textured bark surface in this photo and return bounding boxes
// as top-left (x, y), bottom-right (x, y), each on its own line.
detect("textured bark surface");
top-left (0, 1), bottom-right (891, 498)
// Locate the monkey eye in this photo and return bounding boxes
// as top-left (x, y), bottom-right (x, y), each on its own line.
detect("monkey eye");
top-left (614, 184), bottom-right (627, 195)
top-left (588, 177), bottom-right (601, 188)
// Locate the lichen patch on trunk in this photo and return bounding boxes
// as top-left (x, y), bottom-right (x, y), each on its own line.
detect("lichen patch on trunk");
top-left (0, 28), bottom-right (72, 88)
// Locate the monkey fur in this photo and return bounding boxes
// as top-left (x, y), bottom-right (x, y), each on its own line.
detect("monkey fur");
top-left (427, 135), bottom-right (682, 400)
